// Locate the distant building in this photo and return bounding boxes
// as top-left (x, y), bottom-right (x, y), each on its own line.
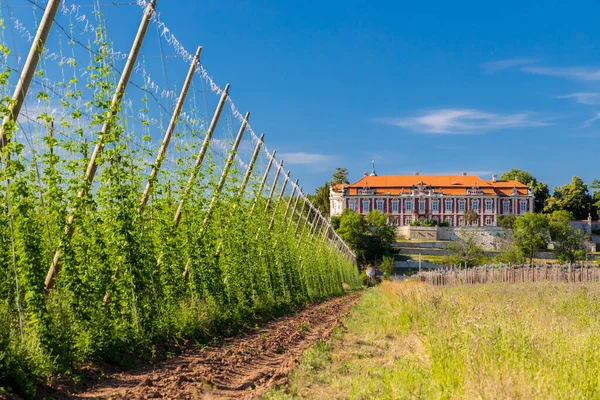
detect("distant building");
top-left (330, 169), bottom-right (534, 227)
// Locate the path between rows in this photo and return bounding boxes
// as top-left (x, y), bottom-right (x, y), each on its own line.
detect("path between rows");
top-left (55, 293), bottom-right (361, 399)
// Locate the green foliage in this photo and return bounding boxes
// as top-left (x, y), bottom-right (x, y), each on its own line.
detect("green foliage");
top-left (331, 167), bottom-right (350, 185)
top-left (498, 214), bottom-right (517, 229)
top-left (442, 230), bottom-right (488, 268)
top-left (379, 256), bottom-right (395, 280)
top-left (544, 176), bottom-right (593, 219)
top-left (410, 220), bottom-right (421, 226)
top-left (336, 209), bottom-right (394, 265)
top-left (309, 182), bottom-right (330, 217)
top-left (463, 209), bottom-right (478, 225)
top-left (548, 210), bottom-right (587, 265)
top-left (0, 37), bottom-right (360, 397)
top-left (513, 212), bottom-right (550, 266)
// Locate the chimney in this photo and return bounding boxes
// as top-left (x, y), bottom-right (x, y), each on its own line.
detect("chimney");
top-left (364, 172), bottom-right (368, 177)
top-left (492, 174), bottom-right (497, 183)
top-left (414, 172), bottom-right (419, 176)
top-left (462, 172), bottom-right (467, 176)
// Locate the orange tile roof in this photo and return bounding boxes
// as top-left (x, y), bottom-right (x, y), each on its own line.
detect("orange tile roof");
top-left (345, 175), bottom-right (529, 196)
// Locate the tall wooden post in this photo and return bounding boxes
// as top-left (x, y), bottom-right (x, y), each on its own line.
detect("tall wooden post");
top-left (250, 150), bottom-right (275, 214)
top-left (238, 133), bottom-right (264, 197)
top-left (173, 84), bottom-right (230, 228)
top-left (286, 185), bottom-right (301, 228)
top-left (202, 112), bottom-right (249, 225)
top-left (0, 0), bottom-right (62, 150)
top-left (139, 46), bottom-right (201, 211)
top-left (267, 170), bottom-right (290, 230)
top-left (283, 180), bottom-right (299, 221)
top-left (45, 1), bottom-right (156, 290)
top-left (264, 161), bottom-right (284, 211)
top-left (294, 195), bottom-right (308, 234)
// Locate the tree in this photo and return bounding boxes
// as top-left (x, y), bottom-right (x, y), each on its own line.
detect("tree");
top-left (442, 230), bottom-right (488, 268)
top-left (332, 167), bottom-right (350, 185)
top-left (309, 182), bottom-right (330, 216)
top-left (336, 209), bottom-right (394, 265)
top-left (555, 231), bottom-right (587, 266)
top-left (336, 209), bottom-right (366, 256)
top-left (513, 212), bottom-right (549, 266)
top-left (592, 179), bottom-right (600, 218)
top-left (548, 210), bottom-right (587, 265)
top-left (500, 169), bottom-right (549, 212)
top-left (543, 176), bottom-right (592, 220)
top-left (380, 256), bottom-right (395, 280)
top-left (498, 215), bottom-right (516, 229)
top-left (464, 209), bottom-right (478, 226)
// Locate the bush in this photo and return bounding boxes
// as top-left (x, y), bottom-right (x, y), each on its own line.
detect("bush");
top-left (410, 221), bottom-right (421, 226)
top-left (380, 256), bottom-right (395, 280)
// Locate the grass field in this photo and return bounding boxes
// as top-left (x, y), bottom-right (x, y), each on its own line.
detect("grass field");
top-left (266, 281), bottom-right (600, 399)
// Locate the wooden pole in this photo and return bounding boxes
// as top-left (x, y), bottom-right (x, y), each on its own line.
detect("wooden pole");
top-left (267, 170), bottom-right (290, 230)
top-left (294, 195), bottom-right (308, 234)
top-left (139, 46), bottom-right (201, 211)
top-left (202, 112), bottom-right (249, 225)
top-left (283, 180), bottom-right (300, 221)
top-left (238, 133), bottom-right (264, 197)
top-left (45, 0), bottom-right (156, 290)
top-left (173, 84), bottom-right (230, 229)
top-left (250, 150), bottom-right (275, 214)
top-left (264, 161), bottom-right (284, 211)
top-left (286, 185), bottom-right (301, 228)
top-left (0, 0), bottom-right (62, 151)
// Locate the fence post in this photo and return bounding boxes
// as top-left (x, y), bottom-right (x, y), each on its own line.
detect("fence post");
top-left (173, 84), bottom-right (230, 229)
top-left (250, 150), bottom-right (275, 214)
top-left (45, 0), bottom-right (156, 290)
top-left (0, 0), bottom-right (62, 151)
top-left (202, 112), bottom-right (249, 225)
top-left (264, 161), bottom-right (284, 211)
top-left (139, 46), bottom-right (201, 211)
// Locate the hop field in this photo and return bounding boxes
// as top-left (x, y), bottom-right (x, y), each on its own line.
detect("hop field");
top-left (268, 281), bottom-right (600, 399)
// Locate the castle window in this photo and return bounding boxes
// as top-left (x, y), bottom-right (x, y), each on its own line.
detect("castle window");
top-left (472, 200), bottom-right (479, 211)
top-left (485, 199), bottom-right (493, 211)
top-left (520, 201), bottom-right (527, 214)
top-left (432, 200), bottom-right (439, 211)
top-left (459, 200), bottom-right (466, 212)
top-left (392, 200), bottom-right (399, 212)
top-left (349, 200), bottom-right (356, 211)
top-left (363, 200), bottom-right (370, 213)
top-left (377, 200), bottom-right (384, 212)
top-left (445, 200), bottom-right (452, 211)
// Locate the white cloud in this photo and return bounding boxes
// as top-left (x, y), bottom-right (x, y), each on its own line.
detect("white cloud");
top-left (377, 108), bottom-right (552, 134)
top-left (582, 112), bottom-right (600, 128)
top-left (521, 66), bottom-right (600, 81)
top-left (279, 152), bottom-right (337, 168)
top-left (480, 58), bottom-right (540, 74)
top-left (556, 92), bottom-right (600, 105)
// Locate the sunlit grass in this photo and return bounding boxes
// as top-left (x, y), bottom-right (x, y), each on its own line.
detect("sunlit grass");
top-left (266, 281), bottom-right (600, 399)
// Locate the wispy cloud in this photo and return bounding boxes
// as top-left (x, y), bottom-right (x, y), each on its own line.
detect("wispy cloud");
top-left (521, 66), bottom-right (600, 81)
top-left (556, 92), bottom-right (600, 105)
top-left (278, 152), bottom-right (338, 172)
top-left (582, 112), bottom-right (600, 128)
top-left (377, 108), bottom-right (552, 134)
top-left (480, 58), bottom-right (540, 74)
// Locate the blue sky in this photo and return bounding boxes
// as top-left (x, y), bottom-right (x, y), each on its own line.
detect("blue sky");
top-left (152, 0), bottom-right (599, 193)
top-left (8, 0), bottom-right (600, 194)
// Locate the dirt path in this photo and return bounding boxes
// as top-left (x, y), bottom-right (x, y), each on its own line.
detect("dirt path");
top-left (55, 293), bottom-right (360, 399)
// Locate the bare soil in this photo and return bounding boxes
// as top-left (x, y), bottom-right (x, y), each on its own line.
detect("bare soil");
top-left (49, 293), bottom-right (360, 400)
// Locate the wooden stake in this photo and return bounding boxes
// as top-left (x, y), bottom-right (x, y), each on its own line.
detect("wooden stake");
top-left (173, 84), bottom-right (230, 229)
top-left (249, 150), bottom-right (275, 214)
top-left (45, 0), bottom-right (156, 290)
top-left (139, 46), bottom-right (201, 211)
top-left (264, 161), bottom-right (284, 211)
top-left (202, 112), bottom-right (249, 225)
top-left (0, 0), bottom-right (62, 150)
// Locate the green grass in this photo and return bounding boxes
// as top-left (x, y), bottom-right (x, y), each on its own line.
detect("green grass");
top-left (266, 281), bottom-right (600, 399)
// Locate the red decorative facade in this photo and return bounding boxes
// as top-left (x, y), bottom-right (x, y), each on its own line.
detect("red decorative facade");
top-left (329, 173), bottom-right (534, 227)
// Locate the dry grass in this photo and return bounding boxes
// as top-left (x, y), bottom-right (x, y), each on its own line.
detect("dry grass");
top-left (265, 280), bottom-right (600, 399)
